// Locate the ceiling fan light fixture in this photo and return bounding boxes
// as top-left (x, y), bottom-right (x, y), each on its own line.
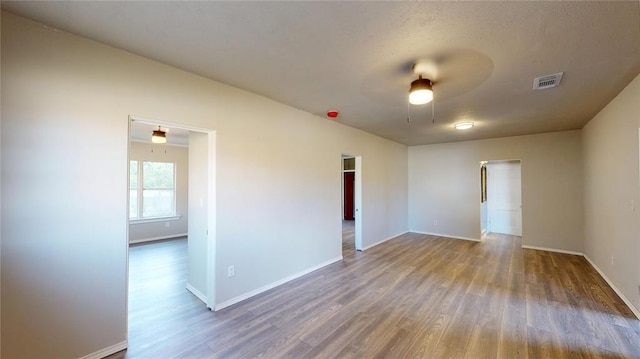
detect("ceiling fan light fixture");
top-left (152, 126), bottom-right (167, 143)
top-left (409, 75), bottom-right (433, 105)
top-left (454, 122), bottom-right (474, 130)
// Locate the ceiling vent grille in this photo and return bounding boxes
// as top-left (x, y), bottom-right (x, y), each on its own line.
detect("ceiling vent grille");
top-left (533, 72), bottom-right (563, 90)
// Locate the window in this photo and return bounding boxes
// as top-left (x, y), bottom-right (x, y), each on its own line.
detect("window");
top-left (129, 161), bottom-right (176, 219)
top-left (343, 157), bottom-right (355, 171)
top-left (130, 161), bottom-right (139, 219)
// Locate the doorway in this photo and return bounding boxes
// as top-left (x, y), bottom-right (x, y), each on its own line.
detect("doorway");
top-left (341, 155), bottom-right (363, 253)
top-left (343, 159), bottom-right (355, 221)
top-left (480, 160), bottom-right (522, 237)
top-left (127, 117), bottom-right (216, 330)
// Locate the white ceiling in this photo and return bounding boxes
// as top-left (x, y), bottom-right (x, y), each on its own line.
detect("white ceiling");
top-left (3, 1), bottom-right (639, 145)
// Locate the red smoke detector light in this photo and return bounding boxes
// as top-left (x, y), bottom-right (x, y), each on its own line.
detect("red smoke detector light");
top-left (327, 110), bottom-right (339, 118)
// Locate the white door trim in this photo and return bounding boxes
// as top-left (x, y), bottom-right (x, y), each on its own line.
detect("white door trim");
top-left (354, 156), bottom-right (363, 251)
top-left (126, 115), bottom-right (217, 314)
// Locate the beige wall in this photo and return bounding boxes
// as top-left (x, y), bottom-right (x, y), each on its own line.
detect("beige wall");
top-left (128, 141), bottom-right (189, 242)
top-left (0, 12), bottom-right (408, 358)
top-left (187, 132), bottom-right (209, 303)
top-left (214, 86), bottom-right (409, 306)
top-left (409, 130), bottom-right (584, 253)
top-left (582, 73), bottom-right (640, 313)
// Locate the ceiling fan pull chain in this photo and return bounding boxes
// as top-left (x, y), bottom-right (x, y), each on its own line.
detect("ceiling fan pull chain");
top-left (432, 95), bottom-right (435, 124)
top-left (407, 101), bottom-right (411, 124)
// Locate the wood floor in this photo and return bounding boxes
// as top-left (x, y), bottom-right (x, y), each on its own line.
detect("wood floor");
top-left (342, 219), bottom-right (355, 253)
top-left (108, 227), bottom-right (640, 358)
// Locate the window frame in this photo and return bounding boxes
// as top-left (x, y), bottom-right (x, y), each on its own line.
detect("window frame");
top-left (129, 160), bottom-right (178, 222)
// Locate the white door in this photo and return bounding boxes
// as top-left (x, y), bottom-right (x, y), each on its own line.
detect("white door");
top-left (487, 161), bottom-right (522, 236)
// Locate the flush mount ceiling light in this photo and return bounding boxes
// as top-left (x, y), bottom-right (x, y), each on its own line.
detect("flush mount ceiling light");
top-left (151, 126), bottom-right (167, 143)
top-left (454, 122), bottom-right (474, 130)
top-left (408, 74), bottom-right (433, 105)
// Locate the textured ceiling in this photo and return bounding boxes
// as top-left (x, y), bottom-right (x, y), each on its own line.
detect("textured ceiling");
top-left (3, 1), bottom-right (639, 145)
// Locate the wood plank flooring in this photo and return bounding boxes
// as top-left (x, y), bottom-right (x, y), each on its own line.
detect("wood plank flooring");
top-left (108, 229), bottom-right (640, 358)
top-left (342, 220), bottom-right (355, 253)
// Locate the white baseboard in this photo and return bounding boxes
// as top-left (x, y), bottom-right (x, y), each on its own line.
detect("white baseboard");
top-left (410, 230), bottom-right (481, 243)
top-left (521, 245), bottom-right (583, 256)
top-left (129, 233), bottom-right (187, 244)
top-left (481, 228), bottom-right (488, 237)
top-left (186, 283), bottom-right (208, 304)
top-left (214, 256), bottom-right (343, 311)
top-left (360, 231), bottom-right (409, 251)
top-left (583, 255), bottom-right (640, 320)
top-left (78, 340), bottom-right (127, 359)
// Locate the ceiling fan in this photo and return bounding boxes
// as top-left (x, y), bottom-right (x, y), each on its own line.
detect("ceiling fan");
top-left (361, 48), bottom-right (494, 126)
top-left (407, 62), bottom-right (438, 124)
top-left (405, 50), bottom-right (493, 125)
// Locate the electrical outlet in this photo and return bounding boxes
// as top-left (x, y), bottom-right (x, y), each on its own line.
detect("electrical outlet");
top-left (610, 256), bottom-right (614, 266)
top-left (165, 222), bottom-right (170, 228)
top-left (434, 220), bottom-right (438, 226)
top-left (227, 265), bottom-right (235, 277)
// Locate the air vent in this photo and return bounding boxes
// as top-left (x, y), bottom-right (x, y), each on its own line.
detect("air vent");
top-left (533, 72), bottom-right (563, 90)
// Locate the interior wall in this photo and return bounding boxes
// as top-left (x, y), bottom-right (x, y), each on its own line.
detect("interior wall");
top-left (582, 73), bottom-right (640, 313)
top-left (1, 12), bottom-right (408, 357)
top-left (187, 132), bottom-right (209, 301)
top-left (1, 13), bottom-right (221, 358)
top-left (408, 130), bottom-right (583, 252)
top-left (214, 93), bottom-right (408, 306)
top-left (128, 141), bottom-right (189, 242)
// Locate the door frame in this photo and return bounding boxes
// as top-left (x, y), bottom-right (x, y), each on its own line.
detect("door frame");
top-left (483, 159), bottom-right (522, 237)
top-left (127, 115), bottom-right (217, 317)
top-left (354, 156), bottom-right (363, 250)
top-left (341, 154), bottom-right (363, 251)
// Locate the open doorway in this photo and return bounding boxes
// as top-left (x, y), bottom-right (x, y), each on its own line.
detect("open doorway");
top-left (480, 160), bottom-right (522, 238)
top-left (127, 117), bottom-right (216, 345)
top-left (341, 154), bottom-right (363, 254)
top-left (342, 156), bottom-right (356, 254)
